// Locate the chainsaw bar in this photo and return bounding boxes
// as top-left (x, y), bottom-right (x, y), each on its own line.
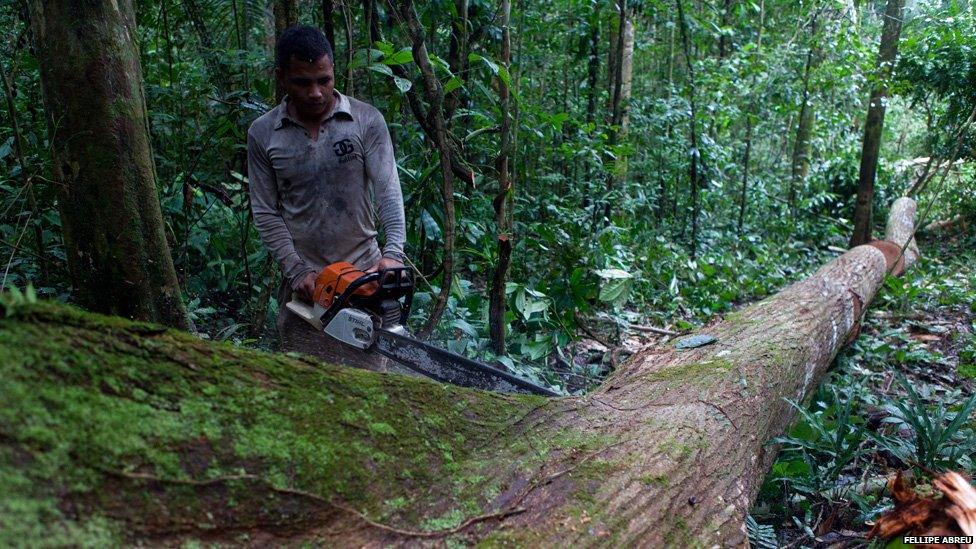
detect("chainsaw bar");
top-left (375, 328), bottom-right (558, 397)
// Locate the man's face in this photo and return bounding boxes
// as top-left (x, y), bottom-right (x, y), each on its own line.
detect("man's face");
top-left (276, 54), bottom-right (335, 119)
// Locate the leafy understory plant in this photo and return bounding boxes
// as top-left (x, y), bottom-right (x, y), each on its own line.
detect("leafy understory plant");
top-left (772, 385), bottom-right (867, 495)
top-left (870, 374), bottom-right (976, 471)
top-left (1, 283), bottom-right (37, 317)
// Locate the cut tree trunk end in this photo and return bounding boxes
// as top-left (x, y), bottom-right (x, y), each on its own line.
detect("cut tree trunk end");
top-left (0, 199), bottom-right (920, 546)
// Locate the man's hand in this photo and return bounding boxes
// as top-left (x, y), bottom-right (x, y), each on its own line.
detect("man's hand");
top-left (296, 272), bottom-right (317, 303)
top-left (366, 257), bottom-right (404, 273)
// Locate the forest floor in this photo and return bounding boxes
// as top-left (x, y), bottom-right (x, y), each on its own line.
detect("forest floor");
top-left (748, 226), bottom-right (976, 547)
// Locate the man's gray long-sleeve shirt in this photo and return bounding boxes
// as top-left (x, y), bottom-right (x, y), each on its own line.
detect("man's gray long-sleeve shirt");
top-left (247, 92), bottom-right (405, 289)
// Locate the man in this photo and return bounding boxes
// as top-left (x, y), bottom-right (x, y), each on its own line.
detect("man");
top-left (247, 25), bottom-right (406, 371)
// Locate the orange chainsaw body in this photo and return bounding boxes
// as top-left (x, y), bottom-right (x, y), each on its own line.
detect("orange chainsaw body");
top-left (312, 262), bottom-right (379, 308)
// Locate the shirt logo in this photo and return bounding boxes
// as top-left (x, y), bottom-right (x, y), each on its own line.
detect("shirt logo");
top-left (333, 139), bottom-right (355, 157)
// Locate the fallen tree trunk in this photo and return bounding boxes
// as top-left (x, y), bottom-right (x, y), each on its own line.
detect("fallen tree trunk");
top-left (0, 199), bottom-right (919, 546)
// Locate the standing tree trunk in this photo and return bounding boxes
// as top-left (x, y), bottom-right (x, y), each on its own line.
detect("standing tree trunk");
top-left (737, 0), bottom-right (763, 236)
top-left (581, 1), bottom-right (601, 216)
top-left (718, 0), bottom-right (733, 58)
top-left (273, 0), bottom-right (299, 103)
top-left (660, 13), bottom-right (676, 221)
top-left (27, 0), bottom-right (189, 330)
top-left (617, 18), bottom-right (634, 158)
top-left (604, 1), bottom-right (633, 221)
top-left (790, 43), bottom-right (816, 210)
top-left (273, 0), bottom-right (298, 39)
top-left (321, 0), bottom-right (337, 60)
top-left (608, 0), bottom-right (627, 126)
top-left (676, 0), bottom-right (703, 259)
top-left (607, 6), bottom-right (620, 109)
top-left (340, 0), bottom-right (355, 96)
top-left (0, 198), bottom-right (921, 546)
top-left (851, 0), bottom-right (905, 246)
top-left (738, 117), bottom-right (754, 234)
top-left (444, 0), bottom-right (469, 121)
top-left (584, 3), bottom-right (601, 125)
top-left (489, 0), bottom-right (513, 355)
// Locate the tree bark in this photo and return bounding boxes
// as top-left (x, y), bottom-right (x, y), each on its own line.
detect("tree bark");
top-left (584, 3), bottom-right (601, 125)
top-left (660, 13), bottom-right (676, 220)
top-left (790, 41), bottom-right (817, 210)
top-left (273, 0), bottom-right (299, 40)
top-left (603, 1), bottom-right (633, 222)
top-left (677, 0), bottom-right (703, 259)
top-left (718, 0), bottom-right (733, 58)
top-left (489, 0), bottom-right (513, 355)
top-left (340, 0), bottom-right (355, 96)
top-left (609, 0), bottom-right (627, 119)
top-left (615, 16), bottom-right (634, 150)
top-left (321, 0), bottom-right (337, 58)
top-left (0, 198), bottom-right (922, 545)
top-left (850, 0), bottom-right (906, 246)
top-left (736, 0), bottom-right (764, 236)
top-left (273, 0), bottom-right (299, 103)
top-left (27, 0), bottom-right (189, 330)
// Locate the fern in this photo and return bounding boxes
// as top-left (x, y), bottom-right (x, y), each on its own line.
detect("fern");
top-left (746, 515), bottom-right (778, 549)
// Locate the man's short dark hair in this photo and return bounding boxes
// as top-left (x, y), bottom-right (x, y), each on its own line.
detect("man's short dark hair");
top-left (276, 25), bottom-right (334, 70)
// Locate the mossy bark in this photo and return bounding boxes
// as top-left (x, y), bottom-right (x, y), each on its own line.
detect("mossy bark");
top-left (28, 0), bottom-right (189, 330)
top-left (0, 200), bottom-right (919, 546)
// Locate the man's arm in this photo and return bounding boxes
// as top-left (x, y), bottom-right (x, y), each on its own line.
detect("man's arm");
top-left (247, 130), bottom-right (317, 291)
top-left (363, 110), bottom-right (406, 263)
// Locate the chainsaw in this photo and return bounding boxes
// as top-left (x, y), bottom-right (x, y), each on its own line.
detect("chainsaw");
top-left (285, 262), bottom-right (557, 397)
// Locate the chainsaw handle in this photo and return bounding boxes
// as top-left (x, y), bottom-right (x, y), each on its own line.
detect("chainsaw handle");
top-left (375, 267), bottom-right (415, 325)
top-left (320, 267), bottom-right (414, 327)
top-left (377, 267), bottom-right (414, 321)
top-left (322, 271), bottom-right (381, 323)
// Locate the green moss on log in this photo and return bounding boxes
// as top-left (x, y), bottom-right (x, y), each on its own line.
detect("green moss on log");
top-left (644, 358), bottom-right (734, 383)
top-left (0, 302), bottom-right (547, 543)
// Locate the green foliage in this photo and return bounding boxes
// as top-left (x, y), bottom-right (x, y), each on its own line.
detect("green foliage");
top-left (771, 385), bottom-right (866, 496)
top-left (897, 2), bottom-right (976, 158)
top-left (745, 514), bottom-right (778, 549)
top-left (1, 0), bottom-right (972, 393)
top-left (870, 374), bottom-right (976, 470)
top-left (1, 283), bottom-right (37, 317)
top-left (961, 329), bottom-right (976, 378)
